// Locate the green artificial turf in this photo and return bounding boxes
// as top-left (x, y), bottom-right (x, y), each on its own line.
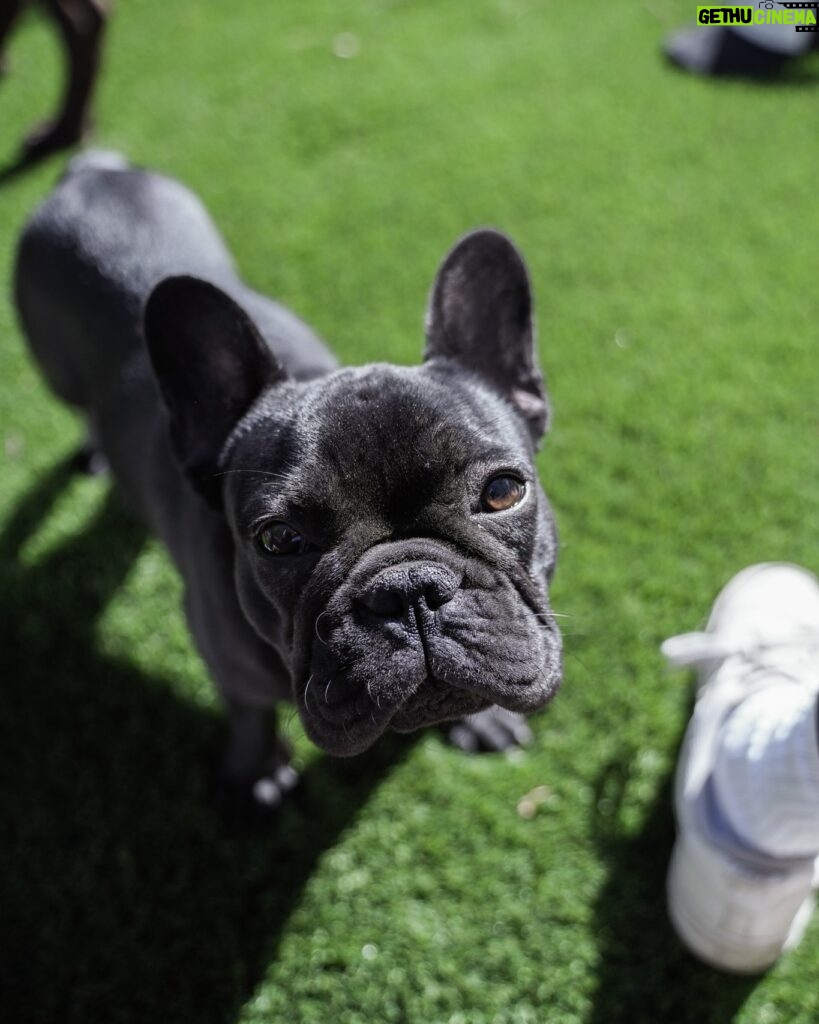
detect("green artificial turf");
top-left (1, 1), bottom-right (818, 1021)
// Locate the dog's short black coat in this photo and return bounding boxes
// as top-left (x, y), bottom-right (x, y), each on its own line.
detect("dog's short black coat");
top-left (15, 152), bottom-right (562, 807)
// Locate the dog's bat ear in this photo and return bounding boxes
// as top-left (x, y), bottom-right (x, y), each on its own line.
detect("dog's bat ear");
top-left (424, 229), bottom-right (549, 444)
top-left (144, 276), bottom-right (286, 505)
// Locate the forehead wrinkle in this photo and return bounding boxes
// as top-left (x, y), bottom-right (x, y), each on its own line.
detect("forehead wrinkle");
top-left (228, 362), bottom-right (534, 532)
top-left (324, 367), bottom-right (505, 458)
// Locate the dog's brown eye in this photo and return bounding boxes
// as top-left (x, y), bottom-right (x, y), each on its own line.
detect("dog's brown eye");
top-left (481, 475), bottom-right (526, 512)
top-left (257, 521), bottom-right (311, 556)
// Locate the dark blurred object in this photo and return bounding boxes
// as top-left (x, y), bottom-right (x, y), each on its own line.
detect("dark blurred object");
top-left (664, 9), bottom-right (819, 78)
top-left (0, 0), bottom-right (109, 163)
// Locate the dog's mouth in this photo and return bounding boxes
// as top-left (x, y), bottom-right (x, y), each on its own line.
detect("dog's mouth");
top-left (388, 679), bottom-right (490, 732)
top-left (291, 538), bottom-right (562, 756)
top-left (297, 607), bottom-right (561, 756)
top-left (300, 668), bottom-right (494, 756)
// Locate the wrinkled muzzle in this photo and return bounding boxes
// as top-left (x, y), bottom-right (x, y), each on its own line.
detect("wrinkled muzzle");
top-left (295, 539), bottom-right (562, 755)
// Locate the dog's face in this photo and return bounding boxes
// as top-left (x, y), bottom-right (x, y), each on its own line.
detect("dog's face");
top-left (145, 231), bottom-right (562, 755)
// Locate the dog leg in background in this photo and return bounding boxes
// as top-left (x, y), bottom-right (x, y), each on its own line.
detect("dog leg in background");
top-left (23, 0), bottom-right (109, 161)
top-left (0, 0), bottom-right (26, 76)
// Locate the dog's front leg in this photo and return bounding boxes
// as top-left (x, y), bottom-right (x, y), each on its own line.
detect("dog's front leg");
top-left (222, 702), bottom-right (298, 815)
top-left (192, 629), bottom-right (298, 818)
top-left (177, 522), bottom-right (297, 817)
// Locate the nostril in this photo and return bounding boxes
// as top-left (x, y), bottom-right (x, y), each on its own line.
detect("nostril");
top-left (423, 580), bottom-right (457, 611)
top-left (359, 584), bottom-right (407, 619)
top-left (359, 563), bottom-right (461, 620)
top-left (419, 565), bottom-right (461, 611)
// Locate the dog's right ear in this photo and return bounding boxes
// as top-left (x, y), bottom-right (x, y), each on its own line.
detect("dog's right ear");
top-left (144, 276), bottom-right (286, 504)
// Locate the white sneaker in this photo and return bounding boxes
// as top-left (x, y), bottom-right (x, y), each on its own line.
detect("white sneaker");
top-left (663, 563), bottom-right (819, 974)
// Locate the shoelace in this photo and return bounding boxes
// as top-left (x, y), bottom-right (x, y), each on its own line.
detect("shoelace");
top-left (662, 629), bottom-right (819, 681)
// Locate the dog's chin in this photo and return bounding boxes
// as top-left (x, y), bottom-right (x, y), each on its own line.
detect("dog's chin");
top-left (301, 710), bottom-right (393, 758)
top-left (298, 675), bottom-right (529, 756)
top-left (388, 686), bottom-right (490, 733)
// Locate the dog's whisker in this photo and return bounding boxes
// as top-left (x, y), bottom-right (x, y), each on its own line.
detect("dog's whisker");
top-left (280, 706), bottom-right (300, 736)
top-left (314, 611), bottom-right (331, 646)
top-left (366, 680), bottom-right (383, 711)
top-left (209, 468), bottom-right (292, 482)
top-left (303, 674), bottom-right (316, 711)
top-left (532, 610), bottom-right (572, 625)
top-left (563, 649), bottom-right (593, 670)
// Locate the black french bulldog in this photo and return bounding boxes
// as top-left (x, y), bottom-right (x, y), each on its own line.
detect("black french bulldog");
top-left (15, 152), bottom-right (562, 809)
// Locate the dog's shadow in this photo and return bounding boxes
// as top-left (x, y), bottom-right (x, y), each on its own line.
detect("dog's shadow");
top-left (586, 739), bottom-right (758, 1024)
top-left (0, 458), bottom-right (413, 1023)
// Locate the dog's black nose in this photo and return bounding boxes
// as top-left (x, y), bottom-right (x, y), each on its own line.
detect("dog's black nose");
top-left (359, 562), bottom-right (460, 618)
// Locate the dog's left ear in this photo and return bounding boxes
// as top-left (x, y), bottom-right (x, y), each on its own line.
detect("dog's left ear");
top-left (144, 276), bottom-right (286, 504)
top-left (424, 229), bottom-right (549, 443)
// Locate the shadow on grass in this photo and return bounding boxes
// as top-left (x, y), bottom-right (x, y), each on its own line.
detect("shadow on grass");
top-left (0, 458), bottom-right (413, 1024)
top-left (587, 740), bottom-right (758, 1024)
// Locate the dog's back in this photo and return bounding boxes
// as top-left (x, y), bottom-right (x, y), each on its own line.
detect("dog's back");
top-left (16, 151), bottom-right (333, 401)
top-left (15, 151), bottom-right (334, 516)
top-left (16, 152), bottom-right (236, 410)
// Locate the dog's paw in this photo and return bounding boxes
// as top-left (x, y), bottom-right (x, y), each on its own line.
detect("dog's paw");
top-left (218, 763), bottom-right (300, 826)
top-left (21, 116), bottom-right (90, 163)
top-left (250, 763), bottom-right (300, 809)
top-left (446, 706), bottom-right (533, 753)
top-left (71, 441), bottom-right (109, 476)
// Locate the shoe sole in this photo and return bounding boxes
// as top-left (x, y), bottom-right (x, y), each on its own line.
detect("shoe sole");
top-left (668, 828), bottom-right (816, 974)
